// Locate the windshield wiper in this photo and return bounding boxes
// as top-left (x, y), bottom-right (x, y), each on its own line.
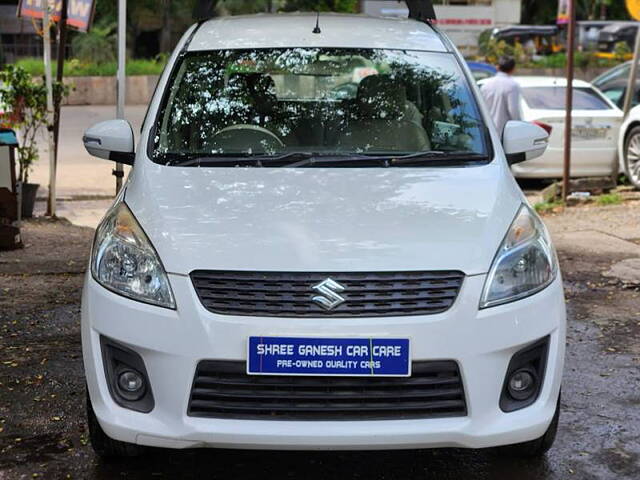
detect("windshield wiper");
top-left (165, 152), bottom-right (317, 167)
top-left (390, 151), bottom-right (489, 166)
top-left (162, 151), bottom-right (489, 168)
top-left (286, 151), bottom-right (489, 168)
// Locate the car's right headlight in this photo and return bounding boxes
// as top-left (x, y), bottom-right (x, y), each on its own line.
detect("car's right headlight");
top-left (91, 202), bottom-right (175, 309)
top-left (480, 205), bottom-right (557, 309)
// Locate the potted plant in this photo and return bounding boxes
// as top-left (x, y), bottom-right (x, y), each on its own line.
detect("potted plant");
top-left (0, 65), bottom-right (67, 218)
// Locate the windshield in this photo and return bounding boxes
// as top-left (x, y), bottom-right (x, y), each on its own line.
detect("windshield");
top-left (522, 87), bottom-right (612, 111)
top-left (152, 48), bottom-right (488, 165)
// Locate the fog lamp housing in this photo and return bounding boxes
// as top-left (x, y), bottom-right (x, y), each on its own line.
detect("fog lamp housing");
top-left (500, 336), bottom-right (549, 412)
top-left (101, 336), bottom-right (154, 413)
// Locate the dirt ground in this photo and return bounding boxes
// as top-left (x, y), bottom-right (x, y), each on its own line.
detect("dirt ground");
top-left (0, 202), bottom-right (639, 479)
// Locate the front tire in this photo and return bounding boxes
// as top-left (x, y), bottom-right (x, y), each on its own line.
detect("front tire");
top-left (498, 392), bottom-right (560, 458)
top-left (624, 126), bottom-right (640, 189)
top-left (86, 390), bottom-right (144, 459)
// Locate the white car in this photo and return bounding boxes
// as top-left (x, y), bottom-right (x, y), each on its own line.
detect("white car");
top-left (481, 76), bottom-right (623, 179)
top-left (618, 104), bottom-right (640, 188)
top-left (81, 13), bottom-right (565, 459)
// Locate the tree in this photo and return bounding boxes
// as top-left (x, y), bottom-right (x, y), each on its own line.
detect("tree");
top-left (282, 0), bottom-right (358, 12)
top-left (89, 0), bottom-right (360, 58)
top-left (0, 65), bottom-right (68, 184)
top-left (71, 19), bottom-right (117, 64)
top-left (521, 0), bottom-right (630, 24)
top-left (580, 0), bottom-right (630, 20)
top-left (219, 0), bottom-right (269, 14)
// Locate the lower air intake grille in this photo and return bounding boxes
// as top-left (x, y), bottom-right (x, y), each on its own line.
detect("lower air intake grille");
top-left (187, 361), bottom-right (467, 420)
top-left (190, 270), bottom-right (465, 317)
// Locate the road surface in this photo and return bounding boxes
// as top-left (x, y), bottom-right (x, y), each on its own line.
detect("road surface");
top-left (30, 105), bottom-right (146, 199)
top-left (1, 203), bottom-right (639, 479)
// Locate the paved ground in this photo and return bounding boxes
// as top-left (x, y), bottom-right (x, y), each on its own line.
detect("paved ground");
top-left (29, 106), bottom-right (144, 199)
top-left (1, 201), bottom-right (639, 479)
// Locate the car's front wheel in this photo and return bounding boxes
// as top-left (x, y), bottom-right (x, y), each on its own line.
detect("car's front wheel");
top-left (498, 392), bottom-right (560, 458)
top-left (86, 389), bottom-right (144, 459)
top-left (624, 125), bottom-right (640, 188)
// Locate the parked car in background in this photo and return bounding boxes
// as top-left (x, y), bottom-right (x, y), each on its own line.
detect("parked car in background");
top-left (80, 13), bottom-right (564, 460)
top-left (618, 104), bottom-right (640, 188)
top-left (466, 61), bottom-right (497, 82)
top-left (595, 77), bottom-right (640, 110)
top-left (592, 61), bottom-right (639, 110)
top-left (480, 76), bottom-right (623, 179)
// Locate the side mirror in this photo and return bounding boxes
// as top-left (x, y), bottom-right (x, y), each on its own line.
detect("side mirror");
top-left (83, 119), bottom-right (135, 165)
top-left (502, 120), bottom-right (549, 165)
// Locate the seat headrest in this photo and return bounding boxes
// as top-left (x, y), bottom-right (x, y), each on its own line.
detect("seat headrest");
top-left (356, 75), bottom-right (407, 120)
top-left (226, 73), bottom-right (277, 115)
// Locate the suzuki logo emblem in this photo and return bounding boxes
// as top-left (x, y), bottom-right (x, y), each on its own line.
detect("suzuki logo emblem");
top-left (312, 278), bottom-right (346, 310)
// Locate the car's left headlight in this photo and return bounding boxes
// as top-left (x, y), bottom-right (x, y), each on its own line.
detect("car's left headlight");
top-left (91, 202), bottom-right (176, 309)
top-left (480, 205), bottom-right (557, 309)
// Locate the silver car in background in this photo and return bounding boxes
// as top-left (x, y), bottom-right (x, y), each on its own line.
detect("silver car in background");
top-left (481, 76), bottom-right (623, 179)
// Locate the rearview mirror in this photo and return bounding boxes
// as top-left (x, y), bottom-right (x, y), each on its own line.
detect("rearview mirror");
top-left (502, 121), bottom-right (549, 165)
top-left (83, 119), bottom-right (135, 165)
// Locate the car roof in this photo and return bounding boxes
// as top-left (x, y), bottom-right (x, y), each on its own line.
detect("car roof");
top-left (512, 76), bottom-right (594, 88)
top-left (189, 13), bottom-right (448, 52)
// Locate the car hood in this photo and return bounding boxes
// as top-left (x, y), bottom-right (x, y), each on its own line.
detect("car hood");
top-left (125, 162), bottom-right (522, 275)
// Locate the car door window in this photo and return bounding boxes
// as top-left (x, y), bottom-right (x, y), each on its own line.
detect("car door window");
top-left (602, 86), bottom-right (625, 107)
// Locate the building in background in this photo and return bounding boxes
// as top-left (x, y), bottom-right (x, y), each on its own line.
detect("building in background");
top-left (0, 3), bottom-right (42, 64)
top-left (362, 0), bottom-right (522, 56)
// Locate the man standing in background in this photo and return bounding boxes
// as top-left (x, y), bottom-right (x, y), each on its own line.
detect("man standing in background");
top-left (480, 56), bottom-right (522, 135)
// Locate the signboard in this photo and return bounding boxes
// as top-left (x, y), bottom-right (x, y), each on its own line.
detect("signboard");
top-left (557, 0), bottom-right (569, 25)
top-left (17, 0), bottom-right (96, 32)
top-left (247, 337), bottom-right (411, 377)
top-left (628, 0), bottom-right (640, 21)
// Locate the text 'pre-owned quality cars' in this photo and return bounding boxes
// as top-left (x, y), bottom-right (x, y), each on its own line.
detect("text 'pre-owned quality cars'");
top-left (81, 13), bottom-right (565, 458)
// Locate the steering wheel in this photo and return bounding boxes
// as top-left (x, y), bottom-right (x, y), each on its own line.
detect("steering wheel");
top-left (210, 125), bottom-right (284, 154)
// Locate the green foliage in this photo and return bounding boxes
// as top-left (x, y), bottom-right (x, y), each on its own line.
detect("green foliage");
top-left (0, 65), bottom-right (68, 184)
top-left (282, 0), bottom-right (358, 12)
top-left (522, 0), bottom-right (630, 23)
top-left (529, 53), bottom-right (619, 69)
top-left (481, 38), bottom-right (527, 65)
top-left (613, 41), bottom-right (632, 62)
top-left (533, 53), bottom-right (567, 69)
top-left (596, 192), bottom-right (622, 205)
top-left (71, 20), bottom-right (117, 64)
top-left (15, 57), bottom-right (167, 77)
top-left (574, 50), bottom-right (599, 72)
top-left (220, 0), bottom-right (270, 14)
top-left (478, 29), bottom-right (493, 57)
top-left (534, 200), bottom-right (564, 214)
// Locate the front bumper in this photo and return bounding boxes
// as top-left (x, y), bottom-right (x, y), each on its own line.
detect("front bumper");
top-left (82, 272), bottom-right (566, 450)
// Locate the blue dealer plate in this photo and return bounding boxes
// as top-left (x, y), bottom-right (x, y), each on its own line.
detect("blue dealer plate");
top-left (247, 337), bottom-right (410, 377)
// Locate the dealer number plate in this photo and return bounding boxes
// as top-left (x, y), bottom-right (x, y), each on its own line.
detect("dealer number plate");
top-left (247, 337), bottom-right (410, 377)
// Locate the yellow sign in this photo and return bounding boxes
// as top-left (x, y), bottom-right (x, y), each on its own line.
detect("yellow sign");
top-left (628, 0), bottom-right (640, 21)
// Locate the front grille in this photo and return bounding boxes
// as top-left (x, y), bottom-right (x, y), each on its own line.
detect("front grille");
top-left (187, 360), bottom-right (467, 420)
top-left (190, 270), bottom-right (465, 317)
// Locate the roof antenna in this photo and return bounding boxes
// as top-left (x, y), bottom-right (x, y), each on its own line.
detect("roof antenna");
top-left (312, 12), bottom-right (321, 34)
